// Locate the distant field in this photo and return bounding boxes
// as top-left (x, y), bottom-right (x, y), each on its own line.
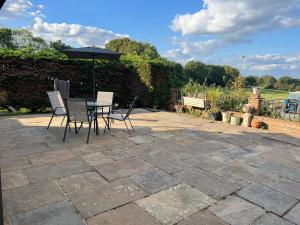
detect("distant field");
top-left (260, 89), bottom-right (289, 100)
top-left (214, 88), bottom-right (289, 100)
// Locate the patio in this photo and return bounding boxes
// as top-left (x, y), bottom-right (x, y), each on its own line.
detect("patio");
top-left (1, 109), bottom-right (300, 225)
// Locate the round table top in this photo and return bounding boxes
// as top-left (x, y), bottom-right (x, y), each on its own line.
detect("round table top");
top-left (87, 102), bottom-right (112, 108)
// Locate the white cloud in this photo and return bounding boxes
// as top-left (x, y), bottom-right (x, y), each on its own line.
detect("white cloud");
top-left (173, 37), bottom-right (225, 55)
top-left (0, 0), bottom-right (43, 20)
top-left (163, 48), bottom-right (194, 64)
top-left (172, 0), bottom-right (300, 41)
top-left (29, 17), bottom-right (129, 47)
top-left (242, 54), bottom-right (300, 72)
top-left (0, 0), bottom-right (129, 48)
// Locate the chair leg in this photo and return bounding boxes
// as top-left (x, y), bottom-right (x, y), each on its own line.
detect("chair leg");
top-left (123, 120), bottom-right (131, 136)
top-left (63, 121), bottom-right (69, 142)
top-left (47, 113), bottom-right (55, 129)
top-left (128, 117), bottom-right (135, 132)
top-left (93, 119), bottom-right (96, 133)
top-left (87, 122), bottom-right (92, 144)
top-left (60, 116), bottom-right (66, 126)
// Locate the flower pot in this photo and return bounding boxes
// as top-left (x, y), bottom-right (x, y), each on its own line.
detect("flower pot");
top-left (251, 120), bottom-right (262, 129)
top-left (222, 112), bottom-right (232, 123)
top-left (230, 116), bottom-right (241, 126)
top-left (214, 111), bottom-right (222, 121)
top-left (208, 111), bottom-right (222, 121)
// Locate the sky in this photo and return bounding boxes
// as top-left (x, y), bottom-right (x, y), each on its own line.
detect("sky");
top-left (1, 0), bottom-right (300, 78)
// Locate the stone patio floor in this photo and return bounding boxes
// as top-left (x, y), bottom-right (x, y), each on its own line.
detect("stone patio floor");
top-left (0, 109), bottom-right (300, 225)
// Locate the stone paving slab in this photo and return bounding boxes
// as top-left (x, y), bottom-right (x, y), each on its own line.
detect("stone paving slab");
top-left (81, 152), bottom-right (113, 166)
top-left (96, 157), bottom-right (155, 181)
top-left (130, 169), bottom-right (180, 193)
top-left (246, 159), bottom-right (300, 182)
top-left (1, 170), bottom-right (29, 190)
top-left (136, 183), bottom-right (216, 225)
top-left (3, 181), bottom-right (65, 216)
top-left (174, 168), bottom-right (241, 199)
top-left (209, 196), bottom-right (265, 225)
top-left (24, 158), bottom-right (92, 183)
top-left (127, 135), bottom-right (153, 144)
top-left (28, 150), bottom-right (76, 166)
top-left (213, 163), bottom-right (279, 187)
top-left (183, 155), bottom-right (228, 172)
top-left (251, 213), bottom-right (295, 225)
top-left (214, 147), bottom-right (256, 160)
top-left (237, 184), bottom-right (298, 216)
top-left (87, 203), bottom-right (160, 225)
top-left (183, 140), bottom-right (238, 154)
top-left (57, 171), bottom-right (107, 194)
top-left (67, 178), bottom-right (148, 219)
top-left (102, 145), bottom-right (138, 160)
top-left (11, 201), bottom-right (85, 225)
top-left (284, 202), bottom-right (300, 225)
top-left (0, 143), bottom-right (51, 158)
top-left (177, 210), bottom-right (229, 225)
top-left (141, 151), bottom-right (187, 173)
top-left (0, 156), bottom-right (31, 172)
top-left (150, 132), bottom-right (175, 140)
top-left (267, 178), bottom-right (300, 200)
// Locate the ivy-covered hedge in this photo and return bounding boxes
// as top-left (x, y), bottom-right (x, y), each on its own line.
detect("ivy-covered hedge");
top-left (0, 52), bottom-right (182, 111)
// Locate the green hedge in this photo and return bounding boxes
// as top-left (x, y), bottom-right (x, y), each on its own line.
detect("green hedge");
top-left (0, 52), bottom-right (183, 112)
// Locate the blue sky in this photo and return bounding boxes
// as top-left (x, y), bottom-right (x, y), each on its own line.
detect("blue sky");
top-left (1, 0), bottom-right (300, 78)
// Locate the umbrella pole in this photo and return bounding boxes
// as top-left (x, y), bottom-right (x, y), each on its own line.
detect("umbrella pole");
top-left (93, 56), bottom-right (95, 101)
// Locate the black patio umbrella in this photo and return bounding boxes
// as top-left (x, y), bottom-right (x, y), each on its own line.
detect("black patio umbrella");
top-left (61, 47), bottom-right (121, 100)
top-left (0, 0), bottom-right (7, 9)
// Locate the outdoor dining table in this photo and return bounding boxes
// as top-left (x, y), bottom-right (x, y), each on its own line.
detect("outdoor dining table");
top-left (87, 101), bottom-right (112, 135)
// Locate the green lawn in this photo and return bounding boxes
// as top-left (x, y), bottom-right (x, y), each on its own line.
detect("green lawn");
top-left (260, 89), bottom-right (289, 100)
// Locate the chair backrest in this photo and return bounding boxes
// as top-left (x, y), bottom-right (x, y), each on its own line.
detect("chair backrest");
top-left (125, 97), bottom-right (137, 118)
top-left (65, 99), bottom-right (89, 122)
top-left (54, 79), bottom-right (70, 100)
top-left (47, 91), bottom-right (66, 115)
top-left (97, 91), bottom-right (113, 105)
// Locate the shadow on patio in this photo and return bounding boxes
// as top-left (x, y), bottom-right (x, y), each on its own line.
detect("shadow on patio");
top-left (0, 109), bottom-right (300, 225)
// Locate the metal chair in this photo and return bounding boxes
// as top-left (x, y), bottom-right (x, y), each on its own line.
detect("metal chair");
top-left (105, 97), bottom-right (137, 136)
top-left (63, 99), bottom-right (93, 143)
top-left (96, 91), bottom-right (113, 115)
top-left (47, 91), bottom-right (67, 129)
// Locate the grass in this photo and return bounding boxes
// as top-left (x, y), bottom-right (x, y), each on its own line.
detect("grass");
top-left (260, 89), bottom-right (289, 100)
top-left (205, 88), bottom-right (289, 100)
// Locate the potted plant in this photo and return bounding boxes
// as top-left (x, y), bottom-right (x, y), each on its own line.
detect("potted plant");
top-left (230, 115), bottom-right (241, 125)
top-left (222, 111), bottom-right (232, 123)
top-left (251, 119), bottom-right (263, 128)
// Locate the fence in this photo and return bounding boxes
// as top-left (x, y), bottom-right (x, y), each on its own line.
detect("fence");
top-left (261, 98), bottom-right (300, 121)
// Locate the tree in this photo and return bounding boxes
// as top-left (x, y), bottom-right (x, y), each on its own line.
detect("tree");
top-left (106, 38), bottom-right (160, 59)
top-left (275, 76), bottom-right (296, 91)
top-left (50, 40), bottom-right (71, 51)
top-left (245, 76), bottom-right (259, 87)
top-left (258, 75), bottom-right (277, 89)
top-left (206, 65), bottom-right (227, 86)
top-left (224, 65), bottom-right (240, 85)
top-left (231, 76), bottom-right (246, 89)
top-left (184, 61), bottom-right (210, 85)
top-left (0, 28), bottom-right (16, 49)
top-left (0, 28), bottom-right (48, 50)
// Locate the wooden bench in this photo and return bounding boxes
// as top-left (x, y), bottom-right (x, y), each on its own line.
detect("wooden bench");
top-left (182, 96), bottom-right (210, 110)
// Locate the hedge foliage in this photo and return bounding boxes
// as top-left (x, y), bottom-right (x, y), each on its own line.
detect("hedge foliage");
top-left (0, 49), bottom-right (184, 111)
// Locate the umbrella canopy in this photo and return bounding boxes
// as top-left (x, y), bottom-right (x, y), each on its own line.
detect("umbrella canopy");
top-left (62, 47), bottom-right (121, 60)
top-left (0, 0), bottom-right (6, 9)
top-left (61, 47), bottom-right (121, 100)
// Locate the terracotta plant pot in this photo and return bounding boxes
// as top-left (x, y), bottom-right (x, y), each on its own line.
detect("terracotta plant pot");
top-left (251, 120), bottom-right (262, 129)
